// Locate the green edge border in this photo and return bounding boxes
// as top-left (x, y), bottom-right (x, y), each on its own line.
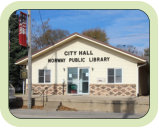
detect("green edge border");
top-left (0, 1), bottom-right (158, 127)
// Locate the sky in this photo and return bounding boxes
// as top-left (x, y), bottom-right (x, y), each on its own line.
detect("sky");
top-left (18, 9), bottom-right (149, 52)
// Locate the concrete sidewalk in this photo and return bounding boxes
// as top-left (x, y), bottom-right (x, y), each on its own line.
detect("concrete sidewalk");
top-left (15, 95), bottom-right (149, 114)
top-left (16, 94), bottom-right (149, 104)
top-left (10, 109), bottom-right (145, 119)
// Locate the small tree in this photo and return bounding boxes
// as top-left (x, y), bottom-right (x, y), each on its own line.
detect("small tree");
top-left (32, 19), bottom-right (69, 51)
top-left (82, 28), bottom-right (109, 43)
top-left (116, 44), bottom-right (143, 56)
top-left (143, 48), bottom-right (149, 62)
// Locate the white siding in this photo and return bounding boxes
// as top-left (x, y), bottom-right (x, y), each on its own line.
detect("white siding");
top-left (26, 38), bottom-right (138, 87)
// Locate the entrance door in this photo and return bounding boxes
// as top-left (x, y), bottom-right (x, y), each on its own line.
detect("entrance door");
top-left (78, 68), bottom-right (89, 94)
top-left (68, 68), bottom-right (78, 94)
top-left (68, 67), bottom-right (89, 94)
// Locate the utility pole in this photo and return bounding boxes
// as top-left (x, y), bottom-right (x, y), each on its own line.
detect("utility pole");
top-left (27, 10), bottom-right (32, 109)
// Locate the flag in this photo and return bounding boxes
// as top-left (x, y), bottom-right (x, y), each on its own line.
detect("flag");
top-left (19, 12), bottom-right (27, 47)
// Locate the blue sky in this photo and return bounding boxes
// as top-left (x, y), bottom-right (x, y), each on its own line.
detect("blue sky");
top-left (18, 10), bottom-right (149, 52)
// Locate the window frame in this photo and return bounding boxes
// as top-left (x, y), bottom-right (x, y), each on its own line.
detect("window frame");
top-left (38, 69), bottom-right (51, 83)
top-left (115, 68), bottom-right (122, 83)
top-left (107, 68), bottom-right (122, 84)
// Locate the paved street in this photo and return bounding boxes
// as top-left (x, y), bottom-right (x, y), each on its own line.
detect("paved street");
top-left (10, 109), bottom-right (145, 119)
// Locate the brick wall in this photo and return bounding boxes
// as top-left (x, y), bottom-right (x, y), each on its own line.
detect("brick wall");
top-left (26, 84), bottom-right (67, 95)
top-left (26, 84), bottom-right (136, 96)
top-left (90, 84), bottom-right (136, 96)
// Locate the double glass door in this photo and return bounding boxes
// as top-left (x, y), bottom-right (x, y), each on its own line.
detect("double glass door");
top-left (68, 67), bottom-right (89, 94)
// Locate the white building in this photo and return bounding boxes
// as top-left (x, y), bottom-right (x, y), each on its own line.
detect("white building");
top-left (16, 33), bottom-right (148, 97)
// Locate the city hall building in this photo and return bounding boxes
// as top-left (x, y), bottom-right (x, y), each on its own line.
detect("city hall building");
top-left (15, 33), bottom-right (148, 97)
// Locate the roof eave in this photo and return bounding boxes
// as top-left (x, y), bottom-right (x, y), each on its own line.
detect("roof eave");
top-left (15, 33), bottom-right (147, 65)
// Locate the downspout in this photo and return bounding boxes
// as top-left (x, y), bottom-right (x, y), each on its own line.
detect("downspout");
top-left (137, 62), bottom-right (147, 96)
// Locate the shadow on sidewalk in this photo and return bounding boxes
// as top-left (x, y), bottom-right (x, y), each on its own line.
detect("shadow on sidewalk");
top-left (112, 98), bottom-right (135, 118)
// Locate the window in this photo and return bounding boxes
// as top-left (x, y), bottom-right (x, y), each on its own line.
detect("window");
top-left (108, 68), bottom-right (122, 83)
top-left (116, 69), bottom-right (122, 83)
top-left (108, 68), bottom-right (114, 83)
top-left (39, 70), bottom-right (44, 83)
top-left (39, 69), bottom-right (51, 83)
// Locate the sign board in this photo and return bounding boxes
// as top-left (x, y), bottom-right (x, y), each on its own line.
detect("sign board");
top-left (69, 74), bottom-right (72, 78)
top-left (48, 50), bottom-right (110, 63)
top-left (20, 68), bottom-right (27, 79)
top-left (97, 77), bottom-right (105, 83)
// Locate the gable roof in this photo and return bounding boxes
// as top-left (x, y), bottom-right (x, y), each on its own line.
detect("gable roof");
top-left (15, 32), bottom-right (146, 65)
